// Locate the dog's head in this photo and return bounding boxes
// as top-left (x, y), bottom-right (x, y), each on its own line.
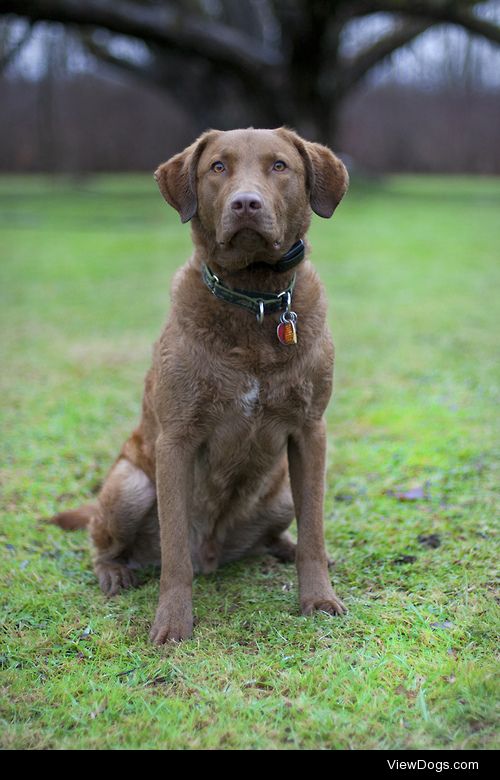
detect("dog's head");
top-left (155, 127), bottom-right (348, 270)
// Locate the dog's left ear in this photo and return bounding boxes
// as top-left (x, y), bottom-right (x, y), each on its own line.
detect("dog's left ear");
top-left (276, 128), bottom-right (349, 218)
top-left (154, 130), bottom-right (218, 223)
top-left (303, 140), bottom-right (349, 218)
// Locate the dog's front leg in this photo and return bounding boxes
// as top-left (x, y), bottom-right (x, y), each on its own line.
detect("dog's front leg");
top-left (288, 419), bottom-right (346, 617)
top-left (150, 432), bottom-right (195, 644)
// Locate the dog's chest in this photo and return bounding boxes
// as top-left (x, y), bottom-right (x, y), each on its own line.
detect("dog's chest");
top-left (238, 368), bottom-right (311, 412)
top-left (205, 372), bottom-right (314, 465)
top-left (191, 374), bottom-right (308, 529)
top-left (238, 376), bottom-right (261, 418)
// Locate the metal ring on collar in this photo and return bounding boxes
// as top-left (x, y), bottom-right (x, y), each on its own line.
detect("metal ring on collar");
top-left (278, 290), bottom-right (292, 312)
top-left (256, 300), bottom-right (265, 324)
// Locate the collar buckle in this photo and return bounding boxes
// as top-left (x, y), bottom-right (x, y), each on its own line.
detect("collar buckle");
top-left (278, 290), bottom-right (292, 313)
top-left (208, 271), bottom-right (219, 294)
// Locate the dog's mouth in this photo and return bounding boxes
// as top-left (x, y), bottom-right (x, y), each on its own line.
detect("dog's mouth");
top-left (213, 228), bottom-right (288, 272)
top-left (217, 226), bottom-right (283, 255)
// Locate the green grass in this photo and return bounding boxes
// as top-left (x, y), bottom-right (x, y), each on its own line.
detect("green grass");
top-left (1, 174), bottom-right (499, 750)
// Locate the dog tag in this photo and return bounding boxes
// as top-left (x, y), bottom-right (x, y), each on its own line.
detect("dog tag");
top-left (277, 311), bottom-right (298, 345)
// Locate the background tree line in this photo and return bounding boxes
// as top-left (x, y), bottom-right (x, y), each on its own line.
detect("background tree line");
top-left (1, 0), bottom-right (499, 173)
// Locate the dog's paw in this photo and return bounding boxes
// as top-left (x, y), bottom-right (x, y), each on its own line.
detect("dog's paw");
top-left (95, 561), bottom-right (137, 597)
top-left (268, 532), bottom-right (296, 563)
top-left (301, 592), bottom-right (346, 617)
top-left (150, 600), bottom-right (193, 644)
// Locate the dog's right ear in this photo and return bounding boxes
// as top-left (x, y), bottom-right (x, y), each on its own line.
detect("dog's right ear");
top-left (154, 131), bottom-right (218, 223)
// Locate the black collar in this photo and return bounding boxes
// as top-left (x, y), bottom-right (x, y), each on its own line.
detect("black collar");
top-left (202, 265), bottom-right (296, 323)
top-left (249, 239), bottom-right (305, 273)
top-left (200, 240), bottom-right (304, 323)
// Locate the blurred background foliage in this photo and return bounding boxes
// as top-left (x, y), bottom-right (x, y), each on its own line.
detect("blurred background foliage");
top-left (0, 0), bottom-right (499, 173)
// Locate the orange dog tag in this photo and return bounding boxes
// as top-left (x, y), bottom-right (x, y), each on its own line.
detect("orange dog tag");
top-left (277, 312), bottom-right (298, 345)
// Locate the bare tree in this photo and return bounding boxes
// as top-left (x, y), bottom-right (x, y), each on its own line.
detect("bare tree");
top-left (1, 0), bottom-right (499, 142)
top-left (0, 16), bottom-right (31, 70)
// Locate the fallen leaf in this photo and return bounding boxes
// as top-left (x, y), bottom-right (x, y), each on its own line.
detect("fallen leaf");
top-left (468, 720), bottom-right (487, 733)
top-left (244, 680), bottom-right (274, 691)
top-left (393, 555), bottom-right (417, 565)
top-left (334, 493), bottom-right (355, 503)
top-left (418, 534), bottom-right (441, 548)
top-left (430, 620), bottom-right (454, 630)
top-left (395, 684), bottom-right (417, 701)
top-left (386, 486), bottom-right (428, 501)
top-left (146, 675), bottom-right (170, 686)
top-left (117, 667), bottom-right (141, 679)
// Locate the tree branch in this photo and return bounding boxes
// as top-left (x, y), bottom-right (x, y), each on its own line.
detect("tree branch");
top-left (80, 31), bottom-right (218, 106)
top-left (355, 1), bottom-right (500, 46)
top-left (79, 31), bottom-right (171, 93)
top-left (445, 6), bottom-right (500, 45)
top-left (0, 0), bottom-right (284, 73)
top-left (337, 19), bottom-right (434, 95)
top-left (79, 30), bottom-right (284, 132)
top-left (0, 20), bottom-right (31, 71)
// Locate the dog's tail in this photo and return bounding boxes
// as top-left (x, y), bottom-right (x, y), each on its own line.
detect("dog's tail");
top-left (48, 502), bottom-right (97, 530)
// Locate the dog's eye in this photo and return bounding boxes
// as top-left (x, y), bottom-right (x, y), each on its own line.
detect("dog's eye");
top-left (211, 161), bottom-right (225, 174)
top-left (272, 160), bottom-right (287, 172)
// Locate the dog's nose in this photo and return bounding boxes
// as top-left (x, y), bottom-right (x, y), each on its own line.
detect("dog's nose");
top-left (230, 192), bottom-right (263, 216)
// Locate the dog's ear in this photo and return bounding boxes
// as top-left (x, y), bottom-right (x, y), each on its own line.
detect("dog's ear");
top-left (154, 131), bottom-right (218, 223)
top-left (276, 128), bottom-right (349, 218)
top-left (303, 140), bottom-right (349, 218)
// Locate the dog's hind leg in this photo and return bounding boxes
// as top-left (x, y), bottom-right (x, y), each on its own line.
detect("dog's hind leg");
top-left (266, 530), bottom-right (297, 563)
top-left (260, 494), bottom-right (297, 563)
top-left (221, 491), bottom-right (297, 566)
top-left (90, 457), bottom-right (156, 596)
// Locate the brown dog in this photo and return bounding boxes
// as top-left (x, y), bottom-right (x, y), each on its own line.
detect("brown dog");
top-left (51, 127), bottom-right (349, 644)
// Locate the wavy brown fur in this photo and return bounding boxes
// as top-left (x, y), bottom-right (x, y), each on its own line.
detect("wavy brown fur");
top-left (50, 127), bottom-right (349, 644)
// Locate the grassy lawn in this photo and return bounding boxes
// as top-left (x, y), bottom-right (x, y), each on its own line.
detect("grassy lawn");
top-left (0, 174), bottom-right (498, 750)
